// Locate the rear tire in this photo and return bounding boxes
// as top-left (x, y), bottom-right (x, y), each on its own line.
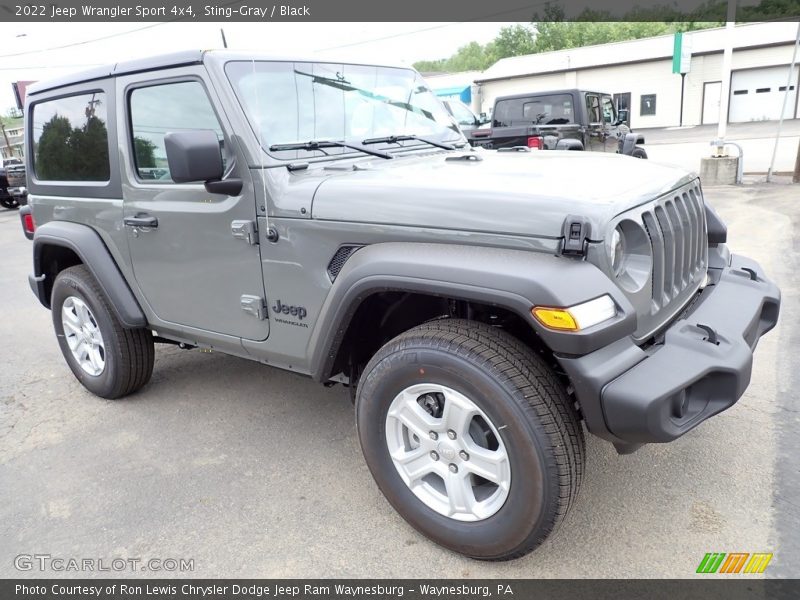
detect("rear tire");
top-left (355, 318), bottom-right (584, 560)
top-left (0, 196), bottom-right (20, 210)
top-left (51, 265), bottom-right (154, 399)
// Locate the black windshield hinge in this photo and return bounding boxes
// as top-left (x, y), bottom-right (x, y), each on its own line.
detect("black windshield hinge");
top-left (560, 216), bottom-right (591, 257)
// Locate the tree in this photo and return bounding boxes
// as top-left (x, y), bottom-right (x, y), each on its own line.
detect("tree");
top-left (134, 136), bottom-right (157, 169)
top-left (35, 115), bottom-right (73, 180)
top-left (493, 24), bottom-right (536, 59)
top-left (414, 41), bottom-right (496, 73)
top-left (35, 113), bottom-right (109, 181)
top-left (413, 3), bottom-right (721, 74)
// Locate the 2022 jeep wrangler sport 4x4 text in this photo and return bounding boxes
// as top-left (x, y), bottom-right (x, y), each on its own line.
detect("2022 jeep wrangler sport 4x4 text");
top-left (21, 51), bottom-right (780, 561)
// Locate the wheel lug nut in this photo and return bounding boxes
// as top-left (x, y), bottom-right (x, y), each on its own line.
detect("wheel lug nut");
top-left (449, 464), bottom-right (458, 473)
top-left (459, 450), bottom-right (469, 461)
top-left (429, 431), bottom-right (438, 441)
top-left (447, 430), bottom-right (457, 440)
top-left (430, 451), bottom-right (439, 461)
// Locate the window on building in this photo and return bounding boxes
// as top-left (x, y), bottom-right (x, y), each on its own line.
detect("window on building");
top-left (756, 88), bottom-right (771, 93)
top-left (733, 90), bottom-right (748, 95)
top-left (640, 94), bottom-right (657, 116)
top-left (129, 81), bottom-right (225, 182)
top-left (32, 92), bottom-right (110, 181)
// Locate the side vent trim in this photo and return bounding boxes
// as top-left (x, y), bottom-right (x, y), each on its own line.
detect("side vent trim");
top-left (327, 245), bottom-right (364, 281)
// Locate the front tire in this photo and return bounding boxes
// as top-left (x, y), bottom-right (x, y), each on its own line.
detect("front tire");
top-left (52, 265), bottom-right (154, 399)
top-left (355, 319), bottom-right (584, 560)
top-left (631, 146), bottom-right (647, 159)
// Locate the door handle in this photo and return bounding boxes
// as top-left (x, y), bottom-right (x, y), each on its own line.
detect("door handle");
top-left (124, 214), bottom-right (158, 229)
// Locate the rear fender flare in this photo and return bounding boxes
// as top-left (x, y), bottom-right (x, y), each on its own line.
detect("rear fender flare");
top-left (32, 221), bottom-right (147, 328)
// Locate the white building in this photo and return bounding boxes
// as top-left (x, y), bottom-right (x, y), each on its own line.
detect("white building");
top-left (474, 22), bottom-right (800, 128)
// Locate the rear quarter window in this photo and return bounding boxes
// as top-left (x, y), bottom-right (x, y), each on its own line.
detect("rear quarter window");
top-left (493, 94), bottom-right (574, 127)
top-left (31, 92), bottom-right (110, 182)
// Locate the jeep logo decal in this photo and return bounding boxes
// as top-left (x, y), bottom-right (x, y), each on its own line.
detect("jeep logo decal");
top-left (272, 299), bottom-right (307, 321)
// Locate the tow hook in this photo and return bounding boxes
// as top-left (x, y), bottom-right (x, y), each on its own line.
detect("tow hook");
top-left (696, 324), bottom-right (719, 345)
top-left (741, 267), bottom-right (758, 281)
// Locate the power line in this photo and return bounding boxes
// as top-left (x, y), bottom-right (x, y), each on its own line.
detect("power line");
top-left (0, 64), bottom-right (104, 71)
top-left (0, 0), bottom-right (247, 60)
top-left (0, 23), bottom-right (167, 60)
top-left (314, 2), bottom-right (549, 52)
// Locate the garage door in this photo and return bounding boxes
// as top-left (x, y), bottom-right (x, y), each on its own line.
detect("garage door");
top-left (729, 66), bottom-right (799, 122)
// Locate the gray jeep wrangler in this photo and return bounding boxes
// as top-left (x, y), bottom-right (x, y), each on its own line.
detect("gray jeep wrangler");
top-left (21, 51), bottom-right (780, 561)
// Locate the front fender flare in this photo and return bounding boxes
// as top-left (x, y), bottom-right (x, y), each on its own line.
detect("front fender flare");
top-left (32, 221), bottom-right (147, 328)
top-left (307, 242), bottom-right (635, 381)
top-left (621, 132), bottom-right (645, 155)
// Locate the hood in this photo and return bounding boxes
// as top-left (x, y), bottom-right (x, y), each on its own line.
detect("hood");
top-left (310, 150), bottom-right (696, 240)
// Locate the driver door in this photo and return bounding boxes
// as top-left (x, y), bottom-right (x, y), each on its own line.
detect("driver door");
top-left (584, 93), bottom-right (619, 153)
top-left (118, 68), bottom-right (269, 341)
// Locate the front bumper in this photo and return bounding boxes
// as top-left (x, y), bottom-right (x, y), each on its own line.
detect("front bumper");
top-left (558, 253), bottom-right (780, 446)
top-left (3, 187), bottom-right (28, 204)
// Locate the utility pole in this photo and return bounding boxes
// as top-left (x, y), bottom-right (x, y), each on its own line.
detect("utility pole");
top-left (0, 120), bottom-right (12, 159)
top-left (715, 0), bottom-right (736, 156)
top-left (767, 21), bottom-right (800, 182)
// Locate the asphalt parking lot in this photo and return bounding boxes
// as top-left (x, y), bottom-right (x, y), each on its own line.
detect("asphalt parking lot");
top-left (0, 181), bottom-right (797, 578)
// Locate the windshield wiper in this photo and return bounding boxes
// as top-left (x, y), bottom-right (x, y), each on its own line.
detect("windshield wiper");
top-left (362, 134), bottom-right (455, 151)
top-left (269, 140), bottom-right (392, 160)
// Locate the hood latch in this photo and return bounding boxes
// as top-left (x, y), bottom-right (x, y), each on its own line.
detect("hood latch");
top-left (560, 215), bottom-right (591, 257)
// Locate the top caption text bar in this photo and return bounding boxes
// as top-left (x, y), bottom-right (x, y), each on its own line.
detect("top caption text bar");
top-left (1, 0), bottom-right (799, 22)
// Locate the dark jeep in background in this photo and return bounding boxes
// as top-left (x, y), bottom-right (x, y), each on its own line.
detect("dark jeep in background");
top-left (1, 157), bottom-right (27, 209)
top-left (470, 89), bottom-right (647, 157)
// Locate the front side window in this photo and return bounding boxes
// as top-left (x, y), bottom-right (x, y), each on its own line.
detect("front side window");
top-left (225, 61), bottom-right (461, 159)
top-left (601, 95), bottom-right (616, 124)
top-left (32, 92), bottom-right (110, 181)
top-left (585, 94), bottom-right (602, 123)
top-left (129, 81), bottom-right (224, 182)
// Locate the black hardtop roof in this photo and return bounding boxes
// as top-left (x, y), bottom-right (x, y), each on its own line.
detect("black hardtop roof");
top-left (27, 50), bottom-right (206, 96)
top-left (493, 89), bottom-right (610, 103)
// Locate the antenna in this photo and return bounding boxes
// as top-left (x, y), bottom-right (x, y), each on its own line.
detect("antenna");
top-left (252, 59), bottom-right (272, 241)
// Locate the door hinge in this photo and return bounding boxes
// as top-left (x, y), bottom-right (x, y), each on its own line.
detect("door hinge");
top-left (241, 295), bottom-right (267, 320)
top-left (561, 215), bottom-right (591, 257)
top-left (231, 220), bottom-right (258, 245)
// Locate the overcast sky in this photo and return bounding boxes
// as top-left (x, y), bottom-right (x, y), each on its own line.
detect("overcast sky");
top-left (0, 21), bottom-right (509, 112)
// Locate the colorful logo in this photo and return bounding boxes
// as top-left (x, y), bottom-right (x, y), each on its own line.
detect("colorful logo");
top-left (696, 552), bottom-right (773, 574)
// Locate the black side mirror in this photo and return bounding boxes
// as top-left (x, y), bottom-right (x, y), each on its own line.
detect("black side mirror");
top-left (164, 130), bottom-right (242, 195)
top-left (616, 109), bottom-right (629, 125)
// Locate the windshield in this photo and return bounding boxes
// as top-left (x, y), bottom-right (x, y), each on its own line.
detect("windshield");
top-left (225, 61), bottom-right (463, 160)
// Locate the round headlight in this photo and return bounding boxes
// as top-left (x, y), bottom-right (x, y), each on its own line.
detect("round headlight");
top-left (609, 227), bottom-right (624, 276)
top-left (607, 220), bottom-right (652, 293)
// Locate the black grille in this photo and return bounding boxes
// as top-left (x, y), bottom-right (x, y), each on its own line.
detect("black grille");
top-left (327, 245), bottom-right (362, 281)
top-left (5, 166), bottom-right (26, 187)
top-left (641, 183), bottom-right (707, 313)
